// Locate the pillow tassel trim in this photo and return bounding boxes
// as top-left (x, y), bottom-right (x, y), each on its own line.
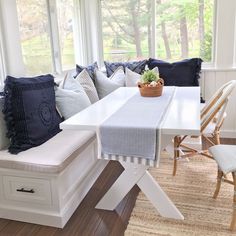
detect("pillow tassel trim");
top-left (194, 58), bottom-right (203, 85)
top-left (3, 78), bottom-right (60, 154)
top-left (2, 79), bottom-right (24, 154)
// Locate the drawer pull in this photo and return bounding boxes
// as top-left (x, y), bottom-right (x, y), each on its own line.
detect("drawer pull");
top-left (16, 188), bottom-right (35, 194)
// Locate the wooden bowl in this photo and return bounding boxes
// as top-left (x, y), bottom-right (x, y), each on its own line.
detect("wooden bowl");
top-left (138, 79), bottom-right (164, 97)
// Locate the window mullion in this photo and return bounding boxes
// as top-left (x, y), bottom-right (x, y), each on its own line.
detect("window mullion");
top-left (151, 0), bottom-right (156, 58)
top-left (0, 22), bottom-right (6, 84)
top-left (73, 0), bottom-right (85, 66)
top-left (46, 0), bottom-right (62, 74)
top-left (96, 0), bottom-right (104, 67)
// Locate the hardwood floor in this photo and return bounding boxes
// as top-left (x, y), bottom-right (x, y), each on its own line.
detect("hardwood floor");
top-left (0, 138), bottom-right (235, 236)
top-left (0, 161), bottom-right (139, 236)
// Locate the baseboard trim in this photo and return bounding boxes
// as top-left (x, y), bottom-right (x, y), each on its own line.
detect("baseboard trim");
top-left (221, 130), bottom-right (236, 138)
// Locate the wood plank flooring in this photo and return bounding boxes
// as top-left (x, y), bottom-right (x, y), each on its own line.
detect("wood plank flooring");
top-left (0, 161), bottom-right (139, 236)
top-left (0, 138), bottom-right (235, 236)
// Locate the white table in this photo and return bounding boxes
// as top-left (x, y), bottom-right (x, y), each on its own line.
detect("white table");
top-left (60, 87), bottom-right (200, 220)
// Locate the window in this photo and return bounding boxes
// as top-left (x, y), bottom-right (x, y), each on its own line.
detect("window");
top-left (57, 0), bottom-right (75, 71)
top-left (101, 0), bottom-right (214, 62)
top-left (16, 0), bottom-right (76, 75)
top-left (156, 0), bottom-right (214, 62)
top-left (16, 0), bottom-right (53, 75)
top-left (101, 0), bottom-right (154, 62)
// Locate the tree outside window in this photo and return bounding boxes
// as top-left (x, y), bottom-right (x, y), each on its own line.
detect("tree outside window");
top-left (101, 0), bottom-right (214, 62)
top-left (102, 0), bottom-right (152, 61)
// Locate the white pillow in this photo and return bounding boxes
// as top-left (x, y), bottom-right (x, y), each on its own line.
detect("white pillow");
top-left (95, 68), bottom-right (124, 99)
top-left (109, 67), bottom-right (125, 86)
top-left (125, 67), bottom-right (159, 87)
top-left (75, 69), bottom-right (99, 104)
top-left (60, 72), bottom-right (85, 93)
top-left (55, 87), bottom-right (91, 120)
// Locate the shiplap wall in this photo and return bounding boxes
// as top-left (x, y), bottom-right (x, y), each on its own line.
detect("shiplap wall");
top-left (200, 70), bottom-right (236, 138)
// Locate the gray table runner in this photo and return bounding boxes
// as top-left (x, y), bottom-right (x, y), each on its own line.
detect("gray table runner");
top-left (98, 87), bottom-right (176, 166)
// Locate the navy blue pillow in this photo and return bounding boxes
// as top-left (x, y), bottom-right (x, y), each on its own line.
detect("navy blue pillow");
top-left (104, 60), bottom-right (147, 77)
top-left (148, 58), bottom-right (203, 86)
top-left (3, 74), bottom-right (62, 154)
top-left (75, 62), bottom-right (98, 81)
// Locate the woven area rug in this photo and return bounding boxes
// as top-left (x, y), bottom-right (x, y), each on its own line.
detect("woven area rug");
top-left (125, 152), bottom-right (234, 236)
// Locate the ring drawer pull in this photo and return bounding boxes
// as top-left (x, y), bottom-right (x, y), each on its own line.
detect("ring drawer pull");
top-left (16, 188), bottom-right (35, 193)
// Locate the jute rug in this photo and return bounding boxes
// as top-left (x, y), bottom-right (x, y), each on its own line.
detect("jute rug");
top-left (125, 152), bottom-right (234, 236)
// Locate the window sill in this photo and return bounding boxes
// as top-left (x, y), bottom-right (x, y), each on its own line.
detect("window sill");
top-left (202, 66), bottom-right (236, 72)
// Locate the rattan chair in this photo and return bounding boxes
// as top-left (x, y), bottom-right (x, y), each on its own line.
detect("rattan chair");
top-left (209, 144), bottom-right (236, 231)
top-left (172, 80), bottom-right (236, 176)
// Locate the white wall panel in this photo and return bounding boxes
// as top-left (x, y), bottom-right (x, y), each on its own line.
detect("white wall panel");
top-left (202, 70), bottom-right (236, 137)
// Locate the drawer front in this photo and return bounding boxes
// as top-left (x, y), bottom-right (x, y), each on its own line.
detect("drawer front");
top-left (3, 176), bottom-right (52, 205)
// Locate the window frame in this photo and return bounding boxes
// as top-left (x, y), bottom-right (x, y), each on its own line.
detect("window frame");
top-left (2, 0), bottom-right (236, 78)
top-left (47, 0), bottom-right (62, 75)
top-left (0, 24), bottom-right (6, 85)
top-left (15, 0), bottom-right (80, 76)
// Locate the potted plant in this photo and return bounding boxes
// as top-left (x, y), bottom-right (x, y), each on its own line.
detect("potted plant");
top-left (138, 69), bottom-right (164, 97)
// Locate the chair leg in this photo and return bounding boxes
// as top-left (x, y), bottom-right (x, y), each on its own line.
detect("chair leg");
top-left (173, 136), bottom-right (181, 176)
top-left (230, 172), bottom-right (236, 231)
top-left (214, 131), bottom-right (221, 145)
top-left (213, 168), bottom-right (223, 199)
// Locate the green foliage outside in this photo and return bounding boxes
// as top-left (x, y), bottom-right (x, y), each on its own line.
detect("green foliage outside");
top-left (21, 33), bottom-right (74, 75)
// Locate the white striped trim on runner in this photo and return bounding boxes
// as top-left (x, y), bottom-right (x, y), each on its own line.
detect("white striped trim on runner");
top-left (99, 153), bottom-right (158, 167)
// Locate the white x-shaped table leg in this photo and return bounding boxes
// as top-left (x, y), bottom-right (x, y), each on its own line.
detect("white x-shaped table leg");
top-left (96, 161), bottom-right (184, 220)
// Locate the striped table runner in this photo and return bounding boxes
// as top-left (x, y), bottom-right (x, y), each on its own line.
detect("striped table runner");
top-left (97, 87), bottom-right (176, 167)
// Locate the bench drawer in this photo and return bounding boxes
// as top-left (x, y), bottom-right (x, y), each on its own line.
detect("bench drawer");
top-left (3, 176), bottom-right (52, 205)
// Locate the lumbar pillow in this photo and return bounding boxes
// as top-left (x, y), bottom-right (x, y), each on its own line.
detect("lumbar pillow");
top-left (3, 74), bottom-right (62, 154)
top-left (55, 87), bottom-right (91, 120)
top-left (0, 88), bottom-right (9, 150)
top-left (125, 67), bottom-right (159, 87)
top-left (104, 60), bottom-right (147, 77)
top-left (148, 58), bottom-right (203, 86)
top-left (75, 69), bottom-right (99, 104)
top-left (95, 67), bottom-right (124, 99)
top-left (75, 62), bottom-right (98, 81)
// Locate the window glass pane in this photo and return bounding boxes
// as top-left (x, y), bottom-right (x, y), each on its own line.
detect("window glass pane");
top-left (57, 0), bottom-right (75, 70)
top-left (156, 0), bottom-right (214, 62)
top-left (101, 0), bottom-right (152, 62)
top-left (16, 0), bottom-right (53, 75)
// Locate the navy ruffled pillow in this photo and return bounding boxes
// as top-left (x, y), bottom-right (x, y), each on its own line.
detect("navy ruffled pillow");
top-left (3, 74), bottom-right (62, 154)
top-left (75, 62), bottom-right (98, 81)
top-left (148, 58), bottom-right (203, 86)
top-left (104, 60), bottom-right (147, 77)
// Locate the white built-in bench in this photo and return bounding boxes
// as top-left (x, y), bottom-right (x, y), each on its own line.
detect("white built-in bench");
top-left (0, 89), bottom-right (108, 228)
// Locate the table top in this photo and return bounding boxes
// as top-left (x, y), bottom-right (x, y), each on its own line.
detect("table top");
top-left (60, 87), bottom-right (200, 136)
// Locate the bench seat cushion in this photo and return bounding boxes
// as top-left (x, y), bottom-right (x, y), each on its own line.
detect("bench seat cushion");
top-left (0, 130), bottom-right (96, 173)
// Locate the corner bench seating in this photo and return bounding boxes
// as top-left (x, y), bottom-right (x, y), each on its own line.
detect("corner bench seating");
top-left (0, 86), bottom-right (108, 227)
